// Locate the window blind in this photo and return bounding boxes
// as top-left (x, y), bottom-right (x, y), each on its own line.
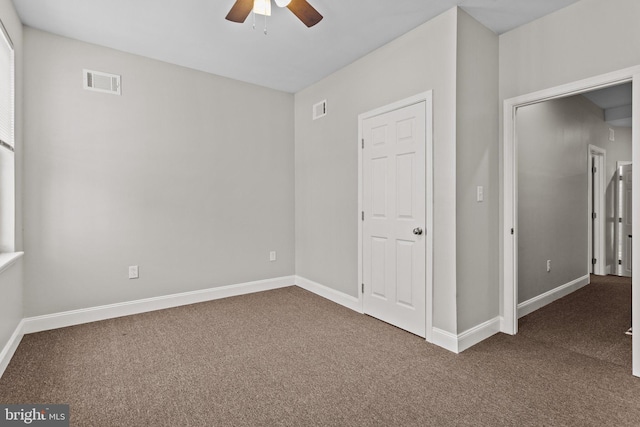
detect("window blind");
top-left (0, 20), bottom-right (14, 151)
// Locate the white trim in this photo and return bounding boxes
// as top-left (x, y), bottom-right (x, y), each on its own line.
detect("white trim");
top-left (588, 145), bottom-right (606, 276)
top-left (431, 317), bottom-right (501, 354)
top-left (431, 328), bottom-right (459, 353)
top-left (458, 317), bottom-right (502, 353)
top-left (294, 276), bottom-right (362, 313)
top-left (295, 274), bottom-right (499, 355)
top-left (517, 275), bottom-right (590, 318)
top-left (617, 161), bottom-right (633, 169)
top-left (0, 319), bottom-right (24, 379)
top-left (0, 251), bottom-right (23, 275)
top-left (502, 100), bottom-right (518, 335)
top-left (22, 276), bottom-right (295, 334)
top-left (357, 91), bottom-right (434, 343)
top-left (425, 92), bottom-right (434, 343)
top-left (632, 72), bottom-right (640, 377)
top-left (502, 64), bottom-right (640, 377)
top-left (2, 271), bottom-right (499, 378)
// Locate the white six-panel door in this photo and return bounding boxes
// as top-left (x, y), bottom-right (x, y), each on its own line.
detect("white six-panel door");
top-left (362, 101), bottom-right (426, 337)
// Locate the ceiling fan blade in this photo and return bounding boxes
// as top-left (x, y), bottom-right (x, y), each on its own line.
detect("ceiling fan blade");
top-left (226, 0), bottom-right (254, 23)
top-left (287, 0), bottom-right (323, 28)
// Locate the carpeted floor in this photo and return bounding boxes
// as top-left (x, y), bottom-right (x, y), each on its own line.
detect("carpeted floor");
top-left (0, 275), bottom-right (638, 426)
top-left (518, 274), bottom-right (632, 370)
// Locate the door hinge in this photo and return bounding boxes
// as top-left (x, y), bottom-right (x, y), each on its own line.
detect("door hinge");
top-left (592, 212), bottom-right (597, 219)
top-left (362, 138), bottom-right (364, 149)
top-left (592, 166), bottom-right (597, 174)
top-left (619, 218), bottom-right (623, 223)
top-left (620, 175), bottom-right (624, 181)
top-left (362, 211), bottom-right (364, 221)
top-left (619, 260), bottom-right (623, 265)
top-left (592, 258), bottom-right (597, 265)
top-left (361, 283), bottom-right (364, 294)
top-left (510, 228), bottom-right (514, 235)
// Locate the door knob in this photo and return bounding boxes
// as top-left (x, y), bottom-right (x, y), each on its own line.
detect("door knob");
top-left (413, 227), bottom-right (423, 235)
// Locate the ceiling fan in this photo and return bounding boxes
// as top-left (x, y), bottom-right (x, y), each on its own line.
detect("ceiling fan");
top-left (226, 0), bottom-right (323, 28)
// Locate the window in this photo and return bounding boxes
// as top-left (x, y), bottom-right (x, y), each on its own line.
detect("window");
top-left (0, 19), bottom-right (13, 152)
top-left (0, 18), bottom-right (14, 254)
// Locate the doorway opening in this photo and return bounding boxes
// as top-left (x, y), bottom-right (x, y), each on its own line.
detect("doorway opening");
top-left (502, 66), bottom-right (640, 376)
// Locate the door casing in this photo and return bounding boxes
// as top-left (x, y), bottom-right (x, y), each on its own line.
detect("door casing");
top-left (588, 145), bottom-right (606, 276)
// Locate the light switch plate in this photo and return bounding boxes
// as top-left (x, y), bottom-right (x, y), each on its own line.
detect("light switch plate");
top-left (129, 265), bottom-right (139, 279)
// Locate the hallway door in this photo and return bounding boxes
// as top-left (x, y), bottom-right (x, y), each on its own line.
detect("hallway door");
top-left (618, 163), bottom-right (633, 277)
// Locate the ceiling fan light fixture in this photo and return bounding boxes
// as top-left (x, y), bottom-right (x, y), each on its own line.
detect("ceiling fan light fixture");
top-left (253, 0), bottom-right (271, 16)
top-left (225, 0), bottom-right (322, 28)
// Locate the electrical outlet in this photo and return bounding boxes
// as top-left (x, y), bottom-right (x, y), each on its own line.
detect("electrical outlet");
top-left (129, 265), bottom-right (139, 279)
top-left (269, 251), bottom-right (276, 262)
top-left (546, 260), bottom-right (551, 272)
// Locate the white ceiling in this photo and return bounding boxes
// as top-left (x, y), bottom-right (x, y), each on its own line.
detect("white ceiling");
top-left (12, 0), bottom-right (581, 93)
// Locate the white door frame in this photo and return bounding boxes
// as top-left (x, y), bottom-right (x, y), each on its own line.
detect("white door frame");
top-left (501, 65), bottom-right (640, 377)
top-left (616, 161), bottom-right (633, 277)
top-left (617, 161), bottom-right (633, 169)
top-left (588, 145), bottom-right (606, 276)
top-left (358, 91), bottom-right (434, 343)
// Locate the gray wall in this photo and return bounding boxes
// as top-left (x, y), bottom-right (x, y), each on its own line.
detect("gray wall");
top-left (517, 95), bottom-right (631, 303)
top-left (23, 29), bottom-right (295, 316)
top-left (455, 10), bottom-right (499, 332)
top-left (499, 0), bottom-right (640, 101)
top-left (0, 0), bottom-right (23, 353)
top-left (294, 9), bottom-right (460, 333)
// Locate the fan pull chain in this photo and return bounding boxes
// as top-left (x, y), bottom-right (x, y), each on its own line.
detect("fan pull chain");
top-left (252, 10), bottom-right (256, 30)
top-left (264, 13), bottom-right (267, 35)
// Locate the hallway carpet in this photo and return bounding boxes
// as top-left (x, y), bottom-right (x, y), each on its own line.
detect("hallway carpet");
top-left (518, 274), bottom-right (632, 370)
top-left (0, 277), bottom-right (637, 426)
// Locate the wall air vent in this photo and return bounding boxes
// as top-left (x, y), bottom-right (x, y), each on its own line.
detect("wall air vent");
top-left (83, 69), bottom-right (121, 95)
top-left (312, 99), bottom-right (327, 120)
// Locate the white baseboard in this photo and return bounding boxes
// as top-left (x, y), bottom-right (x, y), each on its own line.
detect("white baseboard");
top-left (294, 275), bottom-right (501, 354)
top-left (517, 274), bottom-right (590, 319)
top-left (431, 327), bottom-right (459, 353)
top-left (431, 316), bottom-right (501, 354)
top-left (22, 276), bottom-right (295, 335)
top-left (457, 317), bottom-right (501, 352)
top-left (0, 319), bottom-right (25, 379)
top-left (294, 276), bottom-right (362, 313)
top-left (4, 273), bottom-right (502, 378)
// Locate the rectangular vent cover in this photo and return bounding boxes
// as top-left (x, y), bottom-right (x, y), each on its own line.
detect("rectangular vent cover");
top-left (312, 99), bottom-right (327, 120)
top-left (83, 69), bottom-right (121, 95)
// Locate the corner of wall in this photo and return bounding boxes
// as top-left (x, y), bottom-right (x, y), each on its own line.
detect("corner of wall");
top-left (454, 6), bottom-right (500, 334)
